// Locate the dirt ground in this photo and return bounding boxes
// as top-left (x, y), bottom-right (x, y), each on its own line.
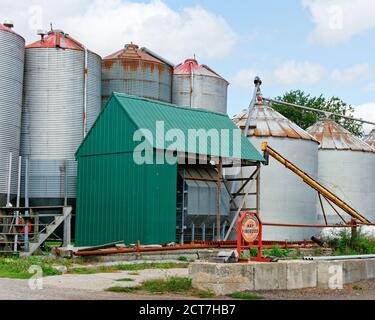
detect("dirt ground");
top-left (1, 269), bottom-right (375, 300)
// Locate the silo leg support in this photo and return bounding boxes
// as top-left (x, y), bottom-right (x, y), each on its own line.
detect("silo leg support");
top-left (63, 207), bottom-right (72, 247)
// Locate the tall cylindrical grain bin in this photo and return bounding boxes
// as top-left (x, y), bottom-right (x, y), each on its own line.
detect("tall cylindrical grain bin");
top-left (364, 128), bottom-right (375, 149)
top-left (232, 97), bottom-right (319, 241)
top-left (173, 58), bottom-right (228, 114)
top-left (307, 120), bottom-right (375, 224)
top-left (102, 43), bottom-right (173, 106)
top-left (0, 22), bottom-right (25, 206)
top-left (21, 30), bottom-right (102, 205)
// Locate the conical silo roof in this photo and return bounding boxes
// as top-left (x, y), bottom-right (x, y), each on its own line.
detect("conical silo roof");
top-left (232, 98), bottom-right (317, 141)
top-left (307, 120), bottom-right (374, 152)
top-left (174, 58), bottom-right (228, 83)
top-left (364, 128), bottom-right (375, 148)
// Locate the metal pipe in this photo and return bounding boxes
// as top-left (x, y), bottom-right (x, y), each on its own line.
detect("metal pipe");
top-left (262, 222), bottom-right (370, 228)
top-left (303, 254), bottom-right (375, 261)
top-left (83, 46), bottom-right (88, 137)
top-left (6, 152), bottom-right (12, 206)
top-left (263, 97), bottom-right (375, 126)
top-left (14, 156), bottom-right (22, 253)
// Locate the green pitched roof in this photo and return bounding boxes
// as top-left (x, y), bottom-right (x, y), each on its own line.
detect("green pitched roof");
top-left (76, 93), bottom-right (264, 162)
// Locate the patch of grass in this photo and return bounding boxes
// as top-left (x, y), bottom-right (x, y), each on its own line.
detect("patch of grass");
top-left (229, 292), bottom-right (264, 300)
top-left (264, 246), bottom-right (290, 258)
top-left (142, 277), bottom-right (192, 294)
top-left (128, 272), bottom-right (140, 276)
top-left (352, 285), bottom-right (363, 291)
top-left (177, 256), bottom-right (188, 262)
top-left (192, 290), bottom-right (215, 298)
top-left (0, 256), bottom-right (74, 279)
top-left (116, 278), bottom-right (135, 282)
top-left (69, 262), bottom-right (189, 275)
top-left (106, 286), bottom-right (140, 293)
top-left (325, 230), bottom-right (375, 256)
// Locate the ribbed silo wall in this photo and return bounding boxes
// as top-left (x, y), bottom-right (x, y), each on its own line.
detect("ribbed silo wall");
top-left (21, 49), bottom-right (101, 201)
top-left (316, 150), bottom-right (375, 224)
top-left (172, 75), bottom-right (228, 114)
top-left (0, 30), bottom-right (25, 206)
top-left (102, 60), bottom-right (172, 106)
top-left (240, 137), bottom-right (319, 241)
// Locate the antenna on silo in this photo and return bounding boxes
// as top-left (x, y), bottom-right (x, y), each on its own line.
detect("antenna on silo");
top-left (50, 22), bottom-right (53, 32)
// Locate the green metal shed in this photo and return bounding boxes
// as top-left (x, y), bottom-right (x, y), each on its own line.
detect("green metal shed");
top-left (75, 93), bottom-right (263, 246)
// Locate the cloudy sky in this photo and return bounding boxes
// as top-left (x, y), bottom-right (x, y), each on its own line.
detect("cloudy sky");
top-left (2, 0), bottom-right (375, 132)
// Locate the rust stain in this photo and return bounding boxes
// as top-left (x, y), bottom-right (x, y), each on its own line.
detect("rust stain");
top-left (102, 59), bottom-right (115, 70)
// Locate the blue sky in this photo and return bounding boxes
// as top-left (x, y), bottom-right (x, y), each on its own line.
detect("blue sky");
top-left (2, 0), bottom-right (374, 129)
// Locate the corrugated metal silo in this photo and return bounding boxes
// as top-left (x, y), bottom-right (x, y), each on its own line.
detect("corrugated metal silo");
top-left (21, 30), bottom-right (102, 204)
top-left (102, 43), bottom-right (173, 106)
top-left (0, 22), bottom-right (25, 206)
top-left (173, 58), bottom-right (229, 114)
top-left (307, 120), bottom-right (375, 224)
top-left (364, 128), bottom-right (375, 149)
top-left (232, 97), bottom-right (319, 241)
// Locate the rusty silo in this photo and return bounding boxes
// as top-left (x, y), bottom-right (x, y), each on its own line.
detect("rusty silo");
top-left (21, 29), bottom-right (102, 205)
top-left (173, 58), bottom-right (229, 114)
top-left (102, 43), bottom-right (173, 106)
top-left (0, 22), bottom-right (25, 206)
top-left (232, 96), bottom-right (319, 241)
top-left (364, 127), bottom-right (375, 149)
top-left (307, 120), bottom-right (375, 224)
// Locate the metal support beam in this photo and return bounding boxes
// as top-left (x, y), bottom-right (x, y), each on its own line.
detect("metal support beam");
top-left (216, 158), bottom-right (222, 241)
top-left (264, 97), bottom-right (375, 126)
top-left (63, 207), bottom-right (72, 247)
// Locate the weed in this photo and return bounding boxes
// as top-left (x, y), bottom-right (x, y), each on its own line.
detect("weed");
top-left (69, 262), bottom-right (189, 274)
top-left (0, 256), bottom-right (73, 279)
top-left (352, 285), bottom-right (363, 291)
top-left (229, 292), bottom-right (264, 300)
top-left (142, 277), bottom-right (192, 294)
top-left (264, 246), bottom-right (290, 258)
top-left (116, 278), bottom-right (135, 282)
top-left (106, 286), bottom-right (140, 293)
top-left (192, 290), bottom-right (215, 298)
top-left (325, 230), bottom-right (375, 256)
top-left (177, 256), bottom-right (188, 262)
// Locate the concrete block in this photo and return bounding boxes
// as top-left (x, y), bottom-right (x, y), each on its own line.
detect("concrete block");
top-left (189, 263), bottom-right (255, 295)
top-left (317, 261), bottom-right (343, 289)
top-left (286, 261), bottom-right (317, 290)
top-left (365, 259), bottom-right (375, 279)
top-left (342, 259), bottom-right (366, 284)
top-left (254, 262), bottom-right (287, 290)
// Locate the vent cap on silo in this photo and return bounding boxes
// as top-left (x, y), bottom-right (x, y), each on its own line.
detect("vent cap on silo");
top-left (174, 58), bottom-right (228, 83)
top-left (0, 21), bottom-right (23, 38)
top-left (27, 29), bottom-right (86, 51)
top-left (307, 120), bottom-right (374, 152)
top-left (104, 43), bottom-right (171, 65)
top-left (364, 127), bottom-right (375, 149)
top-left (232, 98), bottom-right (317, 141)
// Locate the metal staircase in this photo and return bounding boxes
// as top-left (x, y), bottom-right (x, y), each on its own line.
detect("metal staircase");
top-left (0, 206), bottom-right (72, 257)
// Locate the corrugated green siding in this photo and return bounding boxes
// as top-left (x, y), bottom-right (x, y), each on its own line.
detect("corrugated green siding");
top-left (76, 95), bottom-right (152, 158)
top-left (76, 152), bottom-right (177, 246)
top-left (77, 93), bottom-right (264, 162)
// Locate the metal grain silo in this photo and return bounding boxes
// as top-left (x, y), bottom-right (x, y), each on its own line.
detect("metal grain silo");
top-left (21, 30), bottom-right (102, 205)
top-left (173, 58), bottom-right (228, 114)
top-left (364, 128), bottom-right (375, 149)
top-left (0, 22), bottom-right (25, 206)
top-left (232, 97), bottom-right (319, 241)
top-left (102, 43), bottom-right (173, 106)
top-left (307, 120), bottom-right (375, 224)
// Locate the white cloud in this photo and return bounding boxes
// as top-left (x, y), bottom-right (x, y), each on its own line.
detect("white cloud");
top-left (303, 0), bottom-right (375, 46)
top-left (0, 0), bottom-right (238, 62)
top-left (331, 64), bottom-right (371, 86)
top-left (231, 60), bottom-right (325, 89)
top-left (353, 102), bottom-right (375, 134)
top-left (273, 60), bottom-right (326, 86)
